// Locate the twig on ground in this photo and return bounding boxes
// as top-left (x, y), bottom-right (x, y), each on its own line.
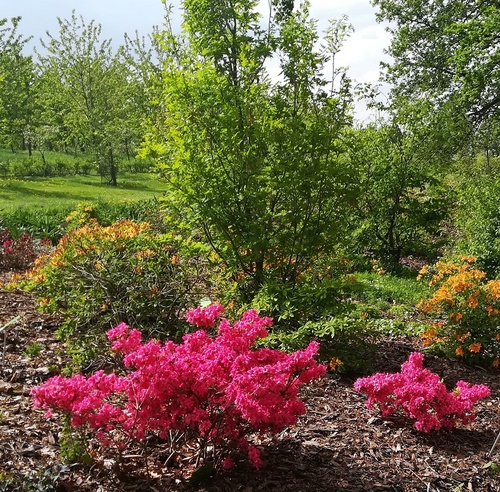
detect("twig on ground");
top-left (0, 315), bottom-right (21, 373)
top-left (487, 431), bottom-right (500, 458)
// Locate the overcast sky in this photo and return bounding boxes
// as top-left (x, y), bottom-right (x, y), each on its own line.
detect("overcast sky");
top-left (2, 0), bottom-right (391, 121)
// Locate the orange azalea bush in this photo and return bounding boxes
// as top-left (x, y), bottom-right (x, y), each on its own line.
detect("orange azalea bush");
top-left (17, 219), bottom-right (213, 366)
top-left (417, 256), bottom-right (500, 367)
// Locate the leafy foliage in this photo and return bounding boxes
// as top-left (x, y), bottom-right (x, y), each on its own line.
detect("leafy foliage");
top-left (373, 0), bottom-right (500, 125)
top-left (455, 176), bottom-right (500, 276)
top-left (345, 105), bottom-right (453, 267)
top-left (264, 315), bottom-right (379, 375)
top-left (37, 12), bottom-right (133, 185)
top-left (145, 0), bottom-right (354, 292)
top-left (0, 17), bottom-right (36, 153)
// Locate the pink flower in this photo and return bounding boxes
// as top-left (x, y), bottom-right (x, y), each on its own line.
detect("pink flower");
top-left (247, 445), bottom-right (262, 470)
top-left (354, 352), bottom-right (490, 432)
top-left (221, 457), bottom-right (235, 470)
top-left (31, 307), bottom-right (326, 470)
top-left (185, 303), bottom-right (225, 328)
top-left (107, 322), bottom-right (142, 354)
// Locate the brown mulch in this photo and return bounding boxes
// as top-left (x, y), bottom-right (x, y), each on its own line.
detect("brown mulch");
top-left (1, 275), bottom-right (499, 491)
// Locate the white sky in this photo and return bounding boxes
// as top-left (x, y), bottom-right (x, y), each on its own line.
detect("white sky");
top-left (1, 0), bottom-right (391, 121)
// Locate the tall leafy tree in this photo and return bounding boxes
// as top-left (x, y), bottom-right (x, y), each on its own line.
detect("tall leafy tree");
top-left (37, 12), bottom-right (130, 185)
top-left (373, 0), bottom-right (500, 126)
top-left (0, 17), bottom-right (37, 153)
top-left (144, 0), bottom-right (355, 287)
top-left (122, 24), bottom-right (167, 165)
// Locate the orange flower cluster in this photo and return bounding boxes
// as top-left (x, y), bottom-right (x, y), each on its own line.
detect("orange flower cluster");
top-left (420, 326), bottom-right (448, 347)
top-left (468, 343), bottom-right (482, 353)
top-left (329, 357), bottom-right (344, 371)
top-left (135, 249), bottom-right (157, 259)
top-left (485, 280), bottom-right (500, 302)
top-left (486, 305), bottom-right (500, 317)
top-left (455, 332), bottom-right (470, 343)
top-left (421, 256), bottom-right (483, 288)
top-left (417, 256), bottom-right (500, 368)
top-left (417, 259), bottom-right (492, 317)
top-left (454, 342), bottom-right (484, 357)
top-left (19, 221), bottom-right (148, 289)
top-left (417, 286), bottom-right (455, 313)
top-left (421, 328), bottom-right (437, 347)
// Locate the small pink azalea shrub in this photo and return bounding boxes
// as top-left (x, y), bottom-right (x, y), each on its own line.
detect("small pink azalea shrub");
top-left (354, 352), bottom-right (490, 432)
top-left (31, 304), bottom-right (326, 469)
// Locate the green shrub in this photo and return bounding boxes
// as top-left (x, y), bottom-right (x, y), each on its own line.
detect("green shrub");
top-left (0, 148), bottom-right (96, 178)
top-left (0, 207), bottom-right (68, 242)
top-left (226, 253), bottom-right (355, 328)
top-left (0, 161), bottom-right (9, 177)
top-left (0, 198), bottom-right (168, 245)
top-left (263, 315), bottom-right (379, 374)
top-left (19, 219), bottom-right (214, 367)
top-left (119, 157), bottom-right (152, 173)
top-left (456, 177), bottom-right (500, 276)
top-left (234, 260), bottom-right (381, 374)
top-left (64, 198), bottom-right (168, 233)
top-left (9, 156), bottom-right (34, 177)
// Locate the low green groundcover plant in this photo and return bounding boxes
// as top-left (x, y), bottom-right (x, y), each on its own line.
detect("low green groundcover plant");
top-left (31, 304), bottom-right (326, 471)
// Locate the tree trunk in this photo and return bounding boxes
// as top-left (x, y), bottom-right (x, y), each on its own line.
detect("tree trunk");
top-left (108, 148), bottom-right (117, 186)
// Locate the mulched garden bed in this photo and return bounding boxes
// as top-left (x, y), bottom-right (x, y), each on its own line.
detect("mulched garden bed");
top-left (1, 278), bottom-right (499, 491)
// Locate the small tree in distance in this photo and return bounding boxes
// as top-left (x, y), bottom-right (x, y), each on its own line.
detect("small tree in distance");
top-left (37, 11), bottom-right (131, 185)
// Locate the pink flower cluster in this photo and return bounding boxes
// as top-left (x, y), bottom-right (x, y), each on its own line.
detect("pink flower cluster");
top-left (354, 352), bottom-right (490, 432)
top-left (185, 302), bottom-right (225, 328)
top-left (31, 304), bottom-right (326, 469)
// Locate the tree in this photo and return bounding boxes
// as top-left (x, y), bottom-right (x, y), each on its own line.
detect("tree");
top-left (143, 0), bottom-right (355, 289)
top-left (345, 99), bottom-right (455, 267)
top-left (37, 12), bottom-right (130, 185)
top-left (122, 24), bottom-right (167, 166)
top-left (373, 0), bottom-right (500, 126)
top-left (0, 17), bottom-right (38, 153)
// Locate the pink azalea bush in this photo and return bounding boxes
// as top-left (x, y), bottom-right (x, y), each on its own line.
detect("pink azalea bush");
top-left (31, 304), bottom-right (326, 469)
top-left (354, 352), bottom-right (490, 432)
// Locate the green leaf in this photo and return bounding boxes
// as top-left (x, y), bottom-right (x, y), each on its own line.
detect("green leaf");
top-left (199, 297), bottom-right (212, 307)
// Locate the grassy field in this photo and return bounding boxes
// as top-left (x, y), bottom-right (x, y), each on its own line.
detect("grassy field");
top-left (0, 173), bottom-right (168, 211)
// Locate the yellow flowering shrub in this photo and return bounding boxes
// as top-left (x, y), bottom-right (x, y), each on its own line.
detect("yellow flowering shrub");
top-left (417, 256), bottom-right (500, 367)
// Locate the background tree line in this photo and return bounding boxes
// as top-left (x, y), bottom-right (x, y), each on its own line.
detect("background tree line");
top-left (0, 12), bottom-right (157, 185)
top-left (1, 0), bottom-right (500, 279)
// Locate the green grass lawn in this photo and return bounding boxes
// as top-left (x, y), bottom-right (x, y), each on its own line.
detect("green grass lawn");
top-left (0, 173), bottom-right (168, 211)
